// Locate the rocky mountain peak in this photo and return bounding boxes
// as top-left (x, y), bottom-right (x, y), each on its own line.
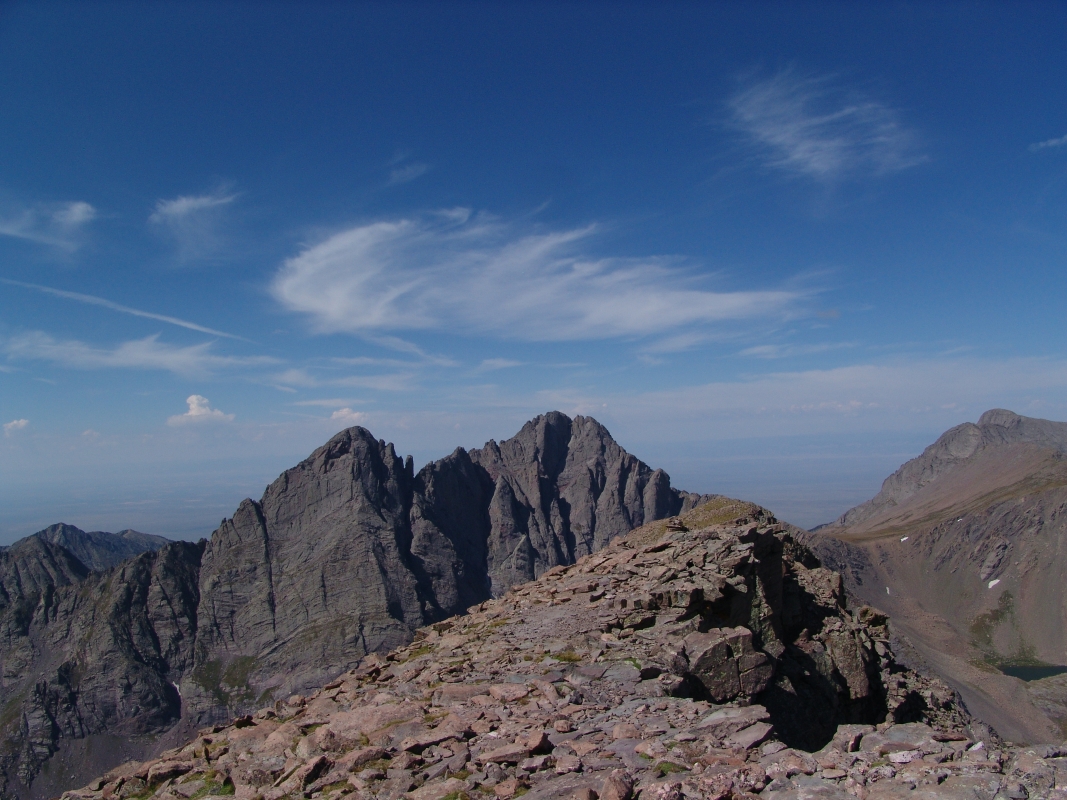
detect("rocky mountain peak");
top-left (0, 412), bottom-right (715, 800)
top-left (978, 408), bottom-right (1023, 428)
top-left (825, 409), bottom-right (1067, 532)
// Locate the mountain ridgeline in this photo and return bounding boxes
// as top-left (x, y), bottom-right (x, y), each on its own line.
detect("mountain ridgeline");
top-left (0, 413), bottom-right (712, 800)
top-left (807, 409), bottom-right (1067, 745)
top-left (29, 524), bottom-right (171, 572)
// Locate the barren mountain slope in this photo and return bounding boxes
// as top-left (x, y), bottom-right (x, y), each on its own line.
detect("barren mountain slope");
top-left (60, 503), bottom-right (1067, 800)
top-left (809, 409), bottom-right (1067, 744)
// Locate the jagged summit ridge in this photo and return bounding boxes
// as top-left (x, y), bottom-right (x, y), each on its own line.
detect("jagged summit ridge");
top-left (0, 412), bottom-right (712, 800)
top-left (32, 523), bottom-right (170, 572)
top-left (825, 409), bottom-right (1067, 532)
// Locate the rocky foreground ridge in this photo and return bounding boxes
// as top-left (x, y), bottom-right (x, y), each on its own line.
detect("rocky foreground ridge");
top-left (59, 504), bottom-right (1067, 800)
top-left (1, 414), bottom-right (711, 799)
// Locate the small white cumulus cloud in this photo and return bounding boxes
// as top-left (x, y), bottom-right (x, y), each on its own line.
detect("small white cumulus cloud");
top-left (1029, 134), bottom-right (1067, 152)
top-left (3, 419), bottom-right (29, 436)
top-left (271, 211), bottom-right (805, 344)
top-left (0, 201), bottom-right (97, 250)
top-left (167, 395), bottom-right (235, 426)
top-left (728, 69), bottom-right (924, 180)
top-left (330, 407), bottom-right (368, 426)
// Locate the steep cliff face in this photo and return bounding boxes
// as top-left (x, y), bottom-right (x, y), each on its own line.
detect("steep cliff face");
top-left (186, 414), bottom-right (712, 719)
top-left (0, 413), bottom-right (712, 800)
top-left (468, 413), bottom-right (706, 592)
top-left (0, 541), bottom-right (204, 800)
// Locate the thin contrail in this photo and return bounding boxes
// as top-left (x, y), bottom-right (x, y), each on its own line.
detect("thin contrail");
top-left (1, 278), bottom-right (248, 341)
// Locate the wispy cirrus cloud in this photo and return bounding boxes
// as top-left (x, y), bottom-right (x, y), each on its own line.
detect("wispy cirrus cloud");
top-left (291, 398), bottom-right (361, 408)
top-left (728, 70), bottom-right (924, 180)
top-left (271, 210), bottom-right (806, 345)
top-left (167, 395), bottom-right (234, 425)
top-left (477, 358), bottom-right (524, 372)
top-left (0, 201), bottom-right (96, 250)
top-left (388, 163), bottom-right (429, 185)
top-left (149, 187), bottom-right (238, 260)
top-left (4, 332), bottom-right (276, 377)
top-left (269, 367), bottom-right (417, 392)
top-left (0, 279), bottom-right (246, 340)
top-left (739, 342), bottom-right (857, 359)
top-left (150, 191), bottom-right (237, 221)
top-left (1029, 134), bottom-right (1067, 152)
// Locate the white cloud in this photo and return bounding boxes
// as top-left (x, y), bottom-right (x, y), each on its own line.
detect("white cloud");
top-left (167, 395), bottom-right (235, 426)
top-left (52, 201), bottom-right (96, 227)
top-left (149, 188), bottom-right (237, 259)
top-left (150, 191), bottom-right (237, 222)
top-left (0, 201), bottom-right (97, 249)
top-left (292, 398), bottom-right (359, 407)
top-left (638, 332), bottom-right (713, 355)
top-left (271, 211), bottom-right (805, 343)
top-left (738, 342), bottom-right (856, 359)
top-left (3, 419), bottom-right (28, 436)
top-left (1029, 134), bottom-right (1067, 152)
top-left (271, 368), bottom-right (321, 388)
top-left (477, 358), bottom-right (524, 372)
top-left (269, 367), bottom-right (417, 392)
top-left (728, 70), bottom-right (924, 180)
top-left (388, 163), bottom-right (429, 185)
top-left (330, 407), bottom-right (368, 426)
top-left (334, 373), bottom-right (417, 391)
top-left (4, 331), bottom-right (277, 377)
top-left (0, 279), bottom-right (245, 340)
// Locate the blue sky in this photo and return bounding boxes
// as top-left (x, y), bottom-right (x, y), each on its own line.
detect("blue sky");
top-left (3, 2), bottom-right (1067, 541)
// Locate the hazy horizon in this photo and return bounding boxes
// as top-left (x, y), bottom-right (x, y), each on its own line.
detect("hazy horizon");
top-left (3, 3), bottom-right (1067, 543)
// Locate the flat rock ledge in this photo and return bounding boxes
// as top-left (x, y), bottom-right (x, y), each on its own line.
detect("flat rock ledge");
top-left (59, 513), bottom-right (1067, 800)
